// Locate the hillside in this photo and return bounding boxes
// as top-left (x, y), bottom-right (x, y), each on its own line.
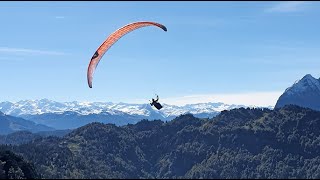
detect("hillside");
top-left (0, 130), bottom-right (72, 145)
top-left (0, 147), bottom-right (39, 179)
top-left (6, 105), bottom-right (320, 178)
top-left (0, 111), bottom-right (54, 135)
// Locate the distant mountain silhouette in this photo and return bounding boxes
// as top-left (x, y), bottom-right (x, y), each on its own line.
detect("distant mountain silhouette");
top-left (275, 74), bottom-right (320, 111)
top-left (0, 111), bottom-right (54, 135)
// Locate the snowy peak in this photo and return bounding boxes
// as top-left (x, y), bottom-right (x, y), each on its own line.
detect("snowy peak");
top-left (275, 74), bottom-right (320, 111)
top-left (0, 99), bottom-right (270, 130)
top-left (301, 74), bottom-right (320, 91)
top-left (284, 74), bottom-right (320, 96)
top-left (0, 99), bottom-right (250, 118)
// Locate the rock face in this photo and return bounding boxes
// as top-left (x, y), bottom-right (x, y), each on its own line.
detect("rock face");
top-left (275, 74), bottom-right (320, 111)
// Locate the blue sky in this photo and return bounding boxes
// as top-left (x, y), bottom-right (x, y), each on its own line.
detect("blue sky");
top-left (0, 1), bottom-right (320, 106)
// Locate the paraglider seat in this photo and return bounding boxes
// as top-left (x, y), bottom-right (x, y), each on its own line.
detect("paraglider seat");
top-left (153, 102), bottom-right (163, 110)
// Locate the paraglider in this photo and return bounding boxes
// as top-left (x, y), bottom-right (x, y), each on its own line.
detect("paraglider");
top-left (87, 21), bottom-right (167, 89)
top-left (150, 94), bottom-right (163, 110)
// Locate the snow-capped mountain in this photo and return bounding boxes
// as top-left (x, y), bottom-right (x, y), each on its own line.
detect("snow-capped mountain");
top-left (275, 74), bottom-right (320, 111)
top-left (0, 99), bottom-right (245, 118)
top-left (0, 99), bottom-right (266, 129)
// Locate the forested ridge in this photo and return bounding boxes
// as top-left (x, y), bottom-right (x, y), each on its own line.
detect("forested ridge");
top-left (1, 105), bottom-right (320, 179)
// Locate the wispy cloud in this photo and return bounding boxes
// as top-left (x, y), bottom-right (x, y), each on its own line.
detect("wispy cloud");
top-left (265, 1), bottom-right (308, 13)
top-left (161, 91), bottom-right (283, 107)
top-left (55, 16), bottom-right (65, 19)
top-left (0, 47), bottom-right (67, 56)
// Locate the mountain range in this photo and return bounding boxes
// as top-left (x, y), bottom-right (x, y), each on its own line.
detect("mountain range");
top-left (0, 99), bottom-right (247, 117)
top-left (0, 100), bottom-right (249, 129)
top-left (1, 73), bottom-right (319, 131)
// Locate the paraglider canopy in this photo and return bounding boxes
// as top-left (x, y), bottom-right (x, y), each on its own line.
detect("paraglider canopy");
top-left (87, 21), bottom-right (167, 89)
